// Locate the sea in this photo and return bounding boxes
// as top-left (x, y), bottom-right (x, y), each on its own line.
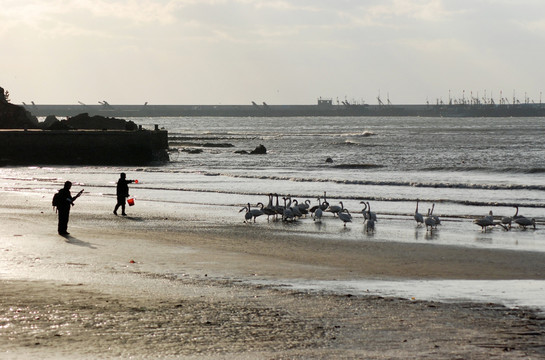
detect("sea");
top-left (1, 115), bottom-right (544, 311)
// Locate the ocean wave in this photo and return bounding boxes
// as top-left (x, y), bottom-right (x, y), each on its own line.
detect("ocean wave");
top-left (134, 168), bottom-right (545, 192)
top-left (332, 164), bottom-right (384, 169)
top-left (216, 172), bottom-right (545, 192)
top-left (523, 168), bottom-right (545, 174)
top-left (333, 141), bottom-right (382, 147)
top-left (420, 166), bottom-right (545, 174)
top-left (168, 134), bottom-right (260, 141)
top-left (170, 142), bottom-right (235, 148)
top-left (342, 131), bottom-right (376, 137)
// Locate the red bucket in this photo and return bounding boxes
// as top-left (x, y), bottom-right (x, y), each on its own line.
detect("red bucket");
top-left (127, 197), bottom-right (135, 206)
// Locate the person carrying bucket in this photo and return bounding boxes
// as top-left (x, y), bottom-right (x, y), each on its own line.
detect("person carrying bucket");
top-left (113, 173), bottom-right (137, 216)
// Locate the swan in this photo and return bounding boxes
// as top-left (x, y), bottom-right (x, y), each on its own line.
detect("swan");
top-left (414, 199), bottom-right (424, 226)
top-left (247, 202), bottom-right (264, 223)
top-left (338, 209), bottom-right (352, 226)
top-left (501, 206), bottom-right (522, 229)
top-left (360, 201), bottom-right (368, 222)
top-left (514, 216), bottom-right (536, 230)
top-left (365, 215), bottom-right (375, 233)
top-left (314, 207), bottom-right (323, 222)
top-left (298, 199), bottom-right (311, 216)
top-left (424, 208), bottom-right (436, 232)
top-left (262, 194), bottom-right (277, 221)
top-left (319, 192), bottom-right (330, 211)
top-left (321, 200), bottom-right (329, 211)
top-left (364, 204), bottom-right (376, 232)
top-left (273, 193), bottom-right (284, 219)
top-left (327, 201), bottom-right (343, 217)
top-left (512, 206), bottom-right (523, 220)
top-left (282, 197), bottom-right (295, 222)
top-left (239, 203), bottom-right (263, 223)
top-left (473, 210), bottom-right (495, 231)
top-left (311, 198), bottom-right (324, 222)
top-left (239, 205), bottom-right (253, 223)
top-left (430, 203), bottom-right (440, 226)
top-left (309, 197), bottom-right (322, 216)
top-left (366, 202), bottom-right (377, 222)
top-left (291, 199), bottom-right (303, 218)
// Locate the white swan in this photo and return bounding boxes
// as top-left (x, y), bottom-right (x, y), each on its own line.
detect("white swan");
top-left (430, 203), bottom-right (440, 226)
top-left (239, 202), bottom-right (264, 223)
top-left (291, 198), bottom-right (303, 218)
top-left (314, 207), bottom-right (323, 222)
top-left (312, 198), bottom-right (324, 222)
top-left (473, 210), bottom-right (495, 231)
top-left (298, 199), bottom-right (311, 216)
top-left (239, 205), bottom-right (252, 223)
top-left (365, 216), bottom-right (375, 233)
top-left (282, 196), bottom-right (295, 222)
top-left (501, 206), bottom-right (521, 229)
top-left (338, 209), bottom-right (352, 226)
top-left (327, 201), bottom-right (343, 217)
top-left (262, 194), bottom-right (277, 221)
top-left (360, 201), bottom-right (368, 222)
top-left (249, 202), bottom-right (265, 222)
top-left (309, 197), bottom-right (321, 216)
top-left (424, 208), bottom-right (436, 232)
top-left (514, 216), bottom-right (536, 230)
top-left (366, 202), bottom-right (377, 222)
top-left (273, 193), bottom-right (284, 219)
top-left (414, 199), bottom-right (424, 226)
top-left (321, 192), bottom-right (329, 210)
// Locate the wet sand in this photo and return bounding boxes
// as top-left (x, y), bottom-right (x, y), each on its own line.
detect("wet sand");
top-left (1, 191), bottom-right (545, 359)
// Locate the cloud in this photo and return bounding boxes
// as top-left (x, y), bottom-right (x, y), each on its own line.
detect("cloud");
top-left (515, 18), bottom-right (545, 36)
top-left (79, 0), bottom-right (183, 24)
top-left (3, 0), bottom-right (545, 104)
top-left (1, 0), bottom-right (183, 30)
top-left (378, 0), bottom-right (452, 21)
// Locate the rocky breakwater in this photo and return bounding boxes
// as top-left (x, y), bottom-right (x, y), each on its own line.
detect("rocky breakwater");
top-left (0, 87), bottom-right (168, 165)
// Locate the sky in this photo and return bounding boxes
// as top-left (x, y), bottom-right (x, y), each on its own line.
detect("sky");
top-left (2, 0), bottom-right (545, 105)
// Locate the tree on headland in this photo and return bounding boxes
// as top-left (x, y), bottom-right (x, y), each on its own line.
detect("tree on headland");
top-left (0, 86), bottom-right (39, 129)
top-left (0, 87), bottom-right (9, 104)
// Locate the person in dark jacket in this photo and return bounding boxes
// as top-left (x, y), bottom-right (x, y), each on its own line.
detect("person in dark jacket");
top-left (114, 173), bottom-right (135, 216)
top-left (56, 181), bottom-right (83, 235)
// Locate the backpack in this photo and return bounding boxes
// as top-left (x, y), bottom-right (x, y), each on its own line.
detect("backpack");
top-left (52, 190), bottom-right (62, 208)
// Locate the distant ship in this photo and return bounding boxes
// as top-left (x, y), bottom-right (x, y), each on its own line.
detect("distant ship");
top-left (22, 98), bottom-right (545, 118)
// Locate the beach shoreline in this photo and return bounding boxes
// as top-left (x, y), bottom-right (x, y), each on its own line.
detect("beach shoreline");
top-left (1, 191), bottom-right (545, 359)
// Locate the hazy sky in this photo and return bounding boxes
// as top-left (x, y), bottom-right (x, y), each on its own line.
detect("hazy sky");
top-left (2, 0), bottom-right (545, 105)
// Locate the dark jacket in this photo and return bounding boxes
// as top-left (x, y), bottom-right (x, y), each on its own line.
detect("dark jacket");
top-left (56, 188), bottom-right (73, 211)
top-left (116, 179), bottom-right (132, 197)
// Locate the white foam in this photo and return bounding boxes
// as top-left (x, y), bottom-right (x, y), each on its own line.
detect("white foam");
top-left (255, 278), bottom-right (545, 314)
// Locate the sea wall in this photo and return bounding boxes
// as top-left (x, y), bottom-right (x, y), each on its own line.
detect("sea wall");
top-left (0, 129), bottom-right (169, 165)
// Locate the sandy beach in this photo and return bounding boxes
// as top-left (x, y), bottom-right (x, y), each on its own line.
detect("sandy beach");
top-left (1, 191), bottom-right (545, 359)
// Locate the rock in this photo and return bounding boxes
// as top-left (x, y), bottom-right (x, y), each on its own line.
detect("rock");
top-left (0, 86), bottom-right (39, 129)
top-left (47, 120), bottom-right (71, 130)
top-left (37, 115), bottom-right (64, 129)
top-left (201, 143), bottom-right (234, 148)
top-left (36, 112), bottom-right (138, 131)
top-left (250, 144), bottom-right (267, 154)
top-left (63, 113), bottom-right (138, 130)
top-left (181, 148), bottom-right (203, 154)
top-left (42, 115), bottom-right (59, 128)
top-left (235, 144), bottom-right (267, 155)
